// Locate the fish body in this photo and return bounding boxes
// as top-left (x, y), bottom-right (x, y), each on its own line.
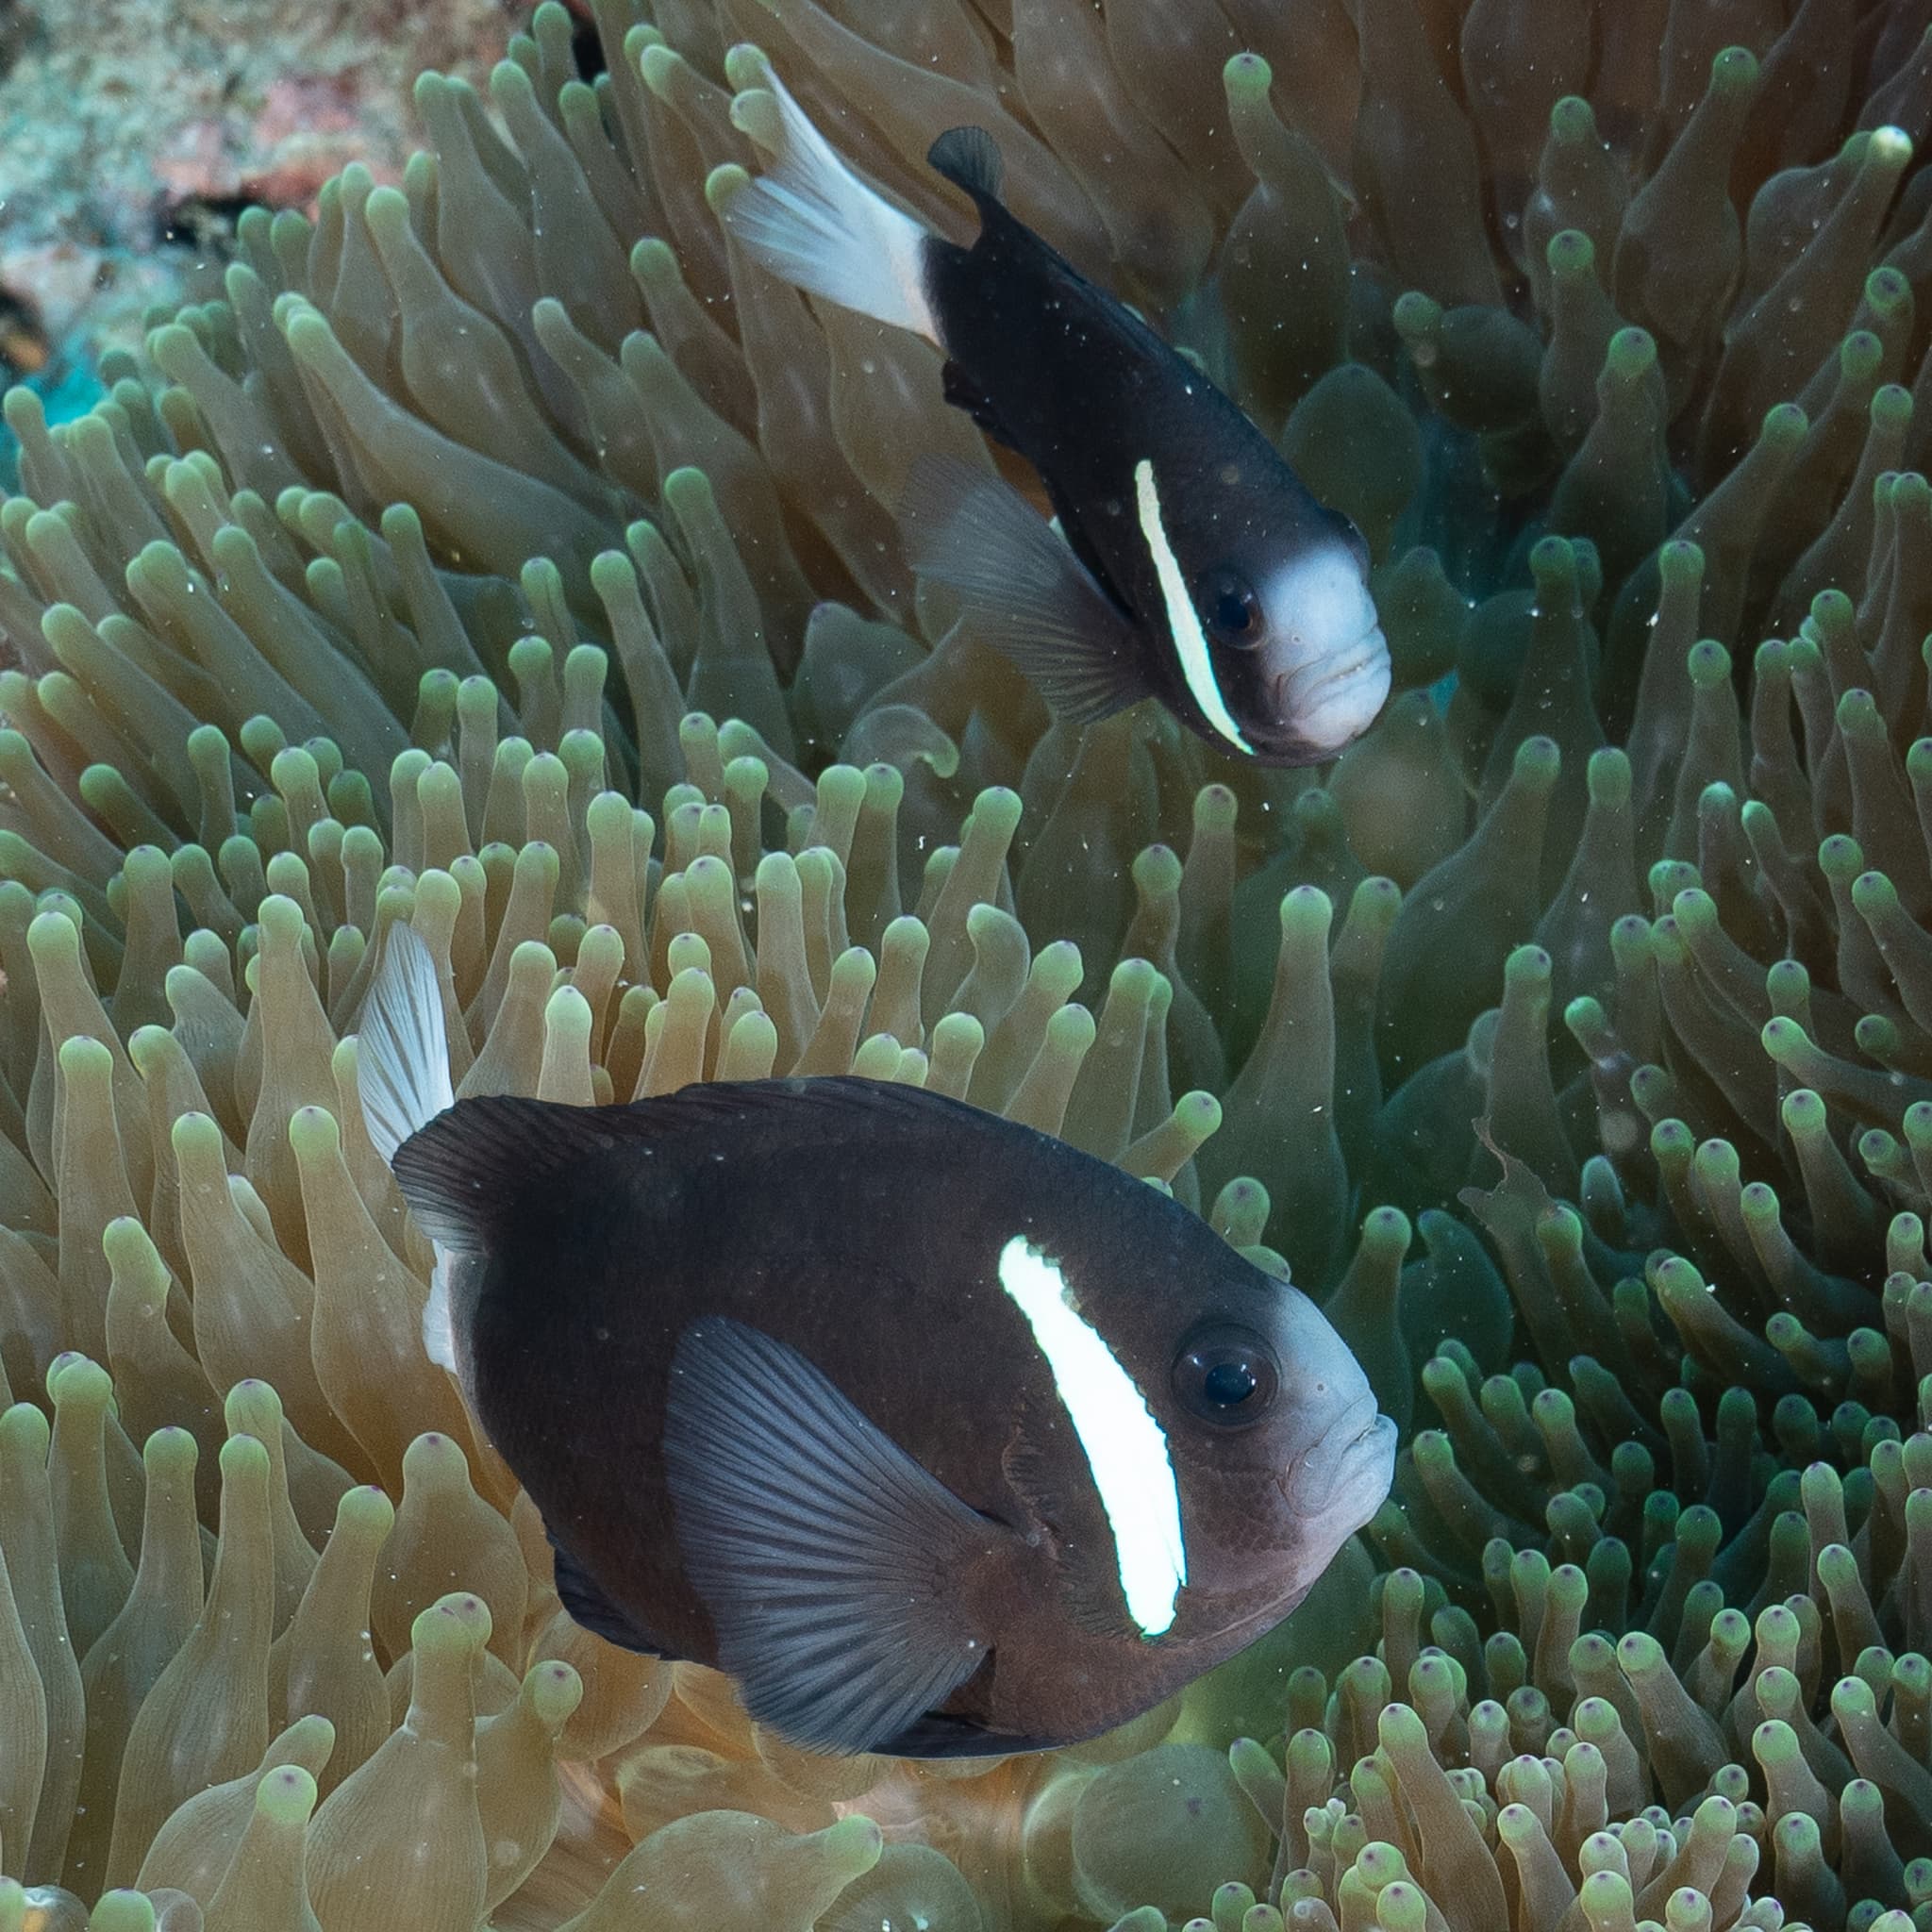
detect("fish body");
top-left (725, 89), bottom-right (1391, 763)
top-left (360, 932), bottom-right (1396, 1757)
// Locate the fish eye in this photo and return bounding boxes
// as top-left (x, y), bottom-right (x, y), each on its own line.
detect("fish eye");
top-left (1200, 569), bottom-right (1262, 646)
top-left (1173, 1324), bottom-right (1280, 1427)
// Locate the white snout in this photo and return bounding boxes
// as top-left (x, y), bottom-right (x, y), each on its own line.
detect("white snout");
top-left (1260, 544), bottom-right (1392, 755)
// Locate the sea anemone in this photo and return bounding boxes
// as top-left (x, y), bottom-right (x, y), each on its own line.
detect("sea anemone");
top-left (7, 0), bottom-right (1932, 1924)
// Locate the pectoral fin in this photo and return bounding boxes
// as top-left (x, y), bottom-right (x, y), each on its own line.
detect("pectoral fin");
top-left (661, 1315), bottom-right (1011, 1756)
top-left (897, 454), bottom-right (1153, 728)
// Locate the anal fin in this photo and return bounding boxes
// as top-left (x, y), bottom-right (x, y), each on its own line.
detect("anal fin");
top-left (874, 1708), bottom-right (1059, 1758)
top-left (897, 454), bottom-right (1152, 730)
top-left (547, 1529), bottom-right (678, 1658)
top-left (941, 359), bottom-right (1021, 454)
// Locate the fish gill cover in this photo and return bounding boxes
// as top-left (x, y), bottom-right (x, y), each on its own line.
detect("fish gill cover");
top-left (0, 0), bottom-right (1931, 1924)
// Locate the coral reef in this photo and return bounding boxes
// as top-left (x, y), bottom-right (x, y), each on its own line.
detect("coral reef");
top-left (0, 0), bottom-right (513, 416)
top-left (8, 0), bottom-right (1932, 1925)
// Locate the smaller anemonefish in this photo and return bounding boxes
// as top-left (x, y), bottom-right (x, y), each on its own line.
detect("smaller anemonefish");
top-left (724, 75), bottom-right (1392, 764)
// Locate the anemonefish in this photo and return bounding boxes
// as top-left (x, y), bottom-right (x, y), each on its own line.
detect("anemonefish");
top-left (358, 927), bottom-right (1396, 1757)
top-left (725, 75), bottom-right (1392, 763)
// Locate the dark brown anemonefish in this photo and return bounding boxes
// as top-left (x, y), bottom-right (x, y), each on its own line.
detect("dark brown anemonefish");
top-left (724, 70), bottom-right (1391, 765)
top-left (358, 927), bottom-right (1394, 1757)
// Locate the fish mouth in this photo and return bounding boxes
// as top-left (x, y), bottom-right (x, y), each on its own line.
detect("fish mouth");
top-left (1257, 624), bottom-right (1392, 759)
top-left (1290, 625), bottom-right (1392, 753)
top-left (1285, 1392), bottom-right (1398, 1525)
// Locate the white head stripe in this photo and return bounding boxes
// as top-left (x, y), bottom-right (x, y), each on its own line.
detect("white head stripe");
top-left (995, 1235), bottom-right (1186, 1637)
top-left (1133, 458), bottom-right (1254, 756)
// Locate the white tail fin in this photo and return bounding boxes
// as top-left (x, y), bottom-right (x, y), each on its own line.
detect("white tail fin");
top-left (357, 923), bottom-right (456, 1165)
top-left (357, 924), bottom-right (461, 1373)
top-left (724, 68), bottom-right (941, 344)
top-left (419, 1255), bottom-right (459, 1373)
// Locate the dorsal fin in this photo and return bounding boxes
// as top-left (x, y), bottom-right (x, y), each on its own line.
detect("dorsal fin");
top-left (390, 1076), bottom-right (1019, 1254)
top-left (390, 1093), bottom-right (634, 1252)
top-left (928, 125), bottom-right (1005, 204)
